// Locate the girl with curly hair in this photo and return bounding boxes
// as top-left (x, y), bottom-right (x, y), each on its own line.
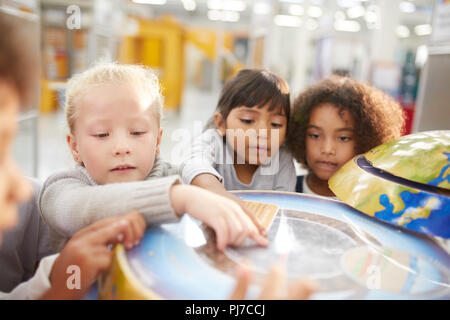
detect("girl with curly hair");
top-left (287, 76), bottom-right (405, 197)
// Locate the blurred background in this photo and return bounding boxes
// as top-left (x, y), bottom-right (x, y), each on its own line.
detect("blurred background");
top-left (1, 0), bottom-right (449, 180)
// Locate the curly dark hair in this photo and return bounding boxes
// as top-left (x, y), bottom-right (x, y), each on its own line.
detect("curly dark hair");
top-left (287, 76), bottom-right (405, 168)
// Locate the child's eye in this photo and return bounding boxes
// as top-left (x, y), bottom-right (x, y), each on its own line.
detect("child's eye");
top-left (240, 119), bottom-right (254, 125)
top-left (131, 131), bottom-right (146, 136)
top-left (339, 136), bottom-right (352, 142)
top-left (95, 133), bottom-right (109, 138)
top-left (271, 123), bottom-right (283, 128)
top-left (308, 133), bottom-right (320, 139)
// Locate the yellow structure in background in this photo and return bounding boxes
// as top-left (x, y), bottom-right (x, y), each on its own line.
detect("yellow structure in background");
top-left (119, 16), bottom-right (185, 111)
top-left (186, 28), bottom-right (233, 61)
top-left (40, 79), bottom-right (67, 113)
top-left (186, 28), bottom-right (244, 85)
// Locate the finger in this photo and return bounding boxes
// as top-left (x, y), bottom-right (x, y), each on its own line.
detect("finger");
top-left (233, 197), bottom-right (266, 237)
top-left (230, 213), bottom-right (252, 247)
top-left (233, 207), bottom-right (269, 247)
top-left (288, 278), bottom-right (318, 300)
top-left (133, 212), bottom-right (147, 242)
top-left (232, 229), bottom-right (250, 247)
top-left (123, 217), bottom-right (135, 249)
top-left (71, 215), bottom-right (124, 240)
top-left (249, 230), bottom-right (269, 247)
top-left (128, 215), bottom-right (145, 248)
top-left (243, 206), bottom-right (267, 237)
top-left (222, 207), bottom-right (245, 246)
top-left (88, 253), bottom-right (113, 288)
top-left (92, 249), bottom-right (114, 271)
top-left (213, 216), bottom-right (228, 251)
top-left (85, 219), bottom-right (129, 246)
top-left (258, 262), bottom-right (286, 300)
top-left (230, 263), bottom-right (252, 300)
top-left (79, 249), bottom-right (113, 289)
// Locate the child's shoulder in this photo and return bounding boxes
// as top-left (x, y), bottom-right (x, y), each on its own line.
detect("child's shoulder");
top-left (196, 128), bottom-right (222, 142)
top-left (42, 165), bottom-right (96, 189)
top-left (277, 144), bottom-right (295, 163)
top-left (148, 157), bottom-right (180, 178)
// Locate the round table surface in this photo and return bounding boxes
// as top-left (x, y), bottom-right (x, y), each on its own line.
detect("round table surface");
top-left (116, 191), bottom-right (450, 300)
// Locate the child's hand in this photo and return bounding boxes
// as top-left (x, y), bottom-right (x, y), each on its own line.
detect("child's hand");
top-left (41, 212), bottom-right (144, 300)
top-left (170, 184), bottom-right (269, 251)
top-left (191, 173), bottom-right (267, 236)
top-left (115, 211), bottom-right (146, 249)
top-left (230, 260), bottom-right (317, 300)
top-left (231, 194), bottom-right (268, 237)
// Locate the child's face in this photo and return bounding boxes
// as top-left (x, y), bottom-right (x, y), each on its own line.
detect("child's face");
top-left (0, 83), bottom-right (32, 245)
top-left (215, 103), bottom-right (287, 165)
top-left (305, 103), bottom-right (356, 181)
top-left (68, 83), bottom-right (162, 185)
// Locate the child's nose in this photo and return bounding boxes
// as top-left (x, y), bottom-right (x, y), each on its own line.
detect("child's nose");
top-left (321, 138), bottom-right (336, 155)
top-left (113, 138), bottom-right (131, 156)
top-left (257, 128), bottom-right (268, 140)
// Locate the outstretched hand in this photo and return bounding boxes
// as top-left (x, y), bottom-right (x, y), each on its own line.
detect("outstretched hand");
top-left (41, 211), bottom-right (146, 300)
top-left (230, 260), bottom-right (317, 300)
top-left (171, 184), bottom-right (268, 251)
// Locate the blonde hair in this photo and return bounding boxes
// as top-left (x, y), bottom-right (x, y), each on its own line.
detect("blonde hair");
top-left (65, 62), bottom-right (163, 133)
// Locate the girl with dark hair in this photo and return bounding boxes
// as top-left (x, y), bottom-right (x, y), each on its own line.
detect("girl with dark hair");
top-left (180, 69), bottom-right (296, 221)
top-left (287, 76), bottom-right (405, 197)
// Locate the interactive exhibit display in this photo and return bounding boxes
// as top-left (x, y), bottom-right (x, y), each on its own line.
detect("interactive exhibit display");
top-left (98, 131), bottom-right (450, 300)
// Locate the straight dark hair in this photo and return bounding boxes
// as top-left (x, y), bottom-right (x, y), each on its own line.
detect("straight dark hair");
top-left (208, 69), bottom-right (291, 128)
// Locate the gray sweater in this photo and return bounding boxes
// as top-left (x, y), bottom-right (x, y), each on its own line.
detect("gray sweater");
top-left (38, 157), bottom-right (181, 252)
top-left (180, 129), bottom-right (297, 191)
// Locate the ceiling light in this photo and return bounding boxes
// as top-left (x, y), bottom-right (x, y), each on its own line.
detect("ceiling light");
top-left (399, 1), bottom-right (416, 13)
top-left (207, 9), bottom-right (221, 21)
top-left (182, 0), bottom-right (196, 11)
top-left (132, 0), bottom-right (166, 4)
top-left (337, 0), bottom-right (361, 8)
top-left (222, 10), bottom-right (240, 22)
top-left (396, 25), bottom-right (410, 38)
top-left (223, 1), bottom-right (246, 12)
top-left (253, 2), bottom-right (271, 15)
top-left (415, 45), bottom-right (428, 68)
top-left (274, 14), bottom-right (302, 27)
top-left (334, 20), bottom-right (361, 32)
top-left (207, 0), bottom-right (221, 10)
top-left (289, 4), bottom-right (304, 16)
top-left (414, 24), bottom-right (432, 36)
top-left (207, 0), bottom-right (246, 12)
top-left (347, 6), bottom-right (365, 19)
top-left (307, 6), bottom-right (322, 18)
top-left (364, 4), bottom-right (380, 29)
top-left (207, 10), bottom-right (240, 22)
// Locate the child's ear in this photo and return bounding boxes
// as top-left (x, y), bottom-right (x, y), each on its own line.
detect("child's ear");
top-left (155, 128), bottom-right (163, 156)
top-left (213, 112), bottom-right (226, 136)
top-left (67, 134), bottom-right (82, 164)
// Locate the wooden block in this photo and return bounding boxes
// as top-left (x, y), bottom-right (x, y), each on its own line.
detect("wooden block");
top-left (243, 200), bottom-right (279, 231)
